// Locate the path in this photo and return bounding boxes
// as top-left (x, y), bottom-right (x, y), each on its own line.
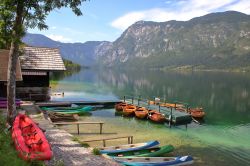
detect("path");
top-left (21, 102), bottom-right (120, 166)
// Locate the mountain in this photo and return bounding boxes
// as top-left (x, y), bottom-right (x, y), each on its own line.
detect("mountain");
top-left (23, 11), bottom-right (250, 70)
top-left (98, 11), bottom-right (250, 70)
top-left (22, 33), bottom-right (109, 66)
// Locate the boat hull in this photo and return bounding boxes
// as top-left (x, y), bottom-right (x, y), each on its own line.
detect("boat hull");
top-left (114, 156), bottom-right (194, 166)
top-left (123, 105), bottom-right (136, 116)
top-left (107, 145), bottom-right (174, 157)
top-left (12, 114), bottom-right (52, 161)
top-left (100, 140), bottom-right (160, 154)
top-left (135, 107), bottom-right (148, 119)
top-left (148, 111), bottom-right (166, 123)
top-left (189, 108), bottom-right (205, 118)
top-left (115, 102), bottom-right (127, 112)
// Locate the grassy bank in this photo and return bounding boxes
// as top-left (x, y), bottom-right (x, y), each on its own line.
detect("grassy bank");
top-left (0, 113), bottom-right (44, 166)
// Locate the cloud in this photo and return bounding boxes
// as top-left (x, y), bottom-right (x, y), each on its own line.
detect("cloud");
top-left (50, 26), bottom-right (57, 30)
top-left (111, 0), bottom-right (249, 30)
top-left (46, 34), bottom-right (73, 43)
top-left (226, 0), bottom-right (250, 14)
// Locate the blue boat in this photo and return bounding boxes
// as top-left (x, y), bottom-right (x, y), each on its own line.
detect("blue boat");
top-left (113, 155), bottom-right (194, 166)
top-left (99, 140), bottom-right (160, 154)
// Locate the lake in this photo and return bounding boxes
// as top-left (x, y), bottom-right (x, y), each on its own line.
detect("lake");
top-left (50, 69), bottom-right (250, 166)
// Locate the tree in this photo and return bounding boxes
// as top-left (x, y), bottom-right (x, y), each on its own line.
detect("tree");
top-left (3, 0), bottom-right (87, 125)
top-left (0, 1), bottom-right (14, 49)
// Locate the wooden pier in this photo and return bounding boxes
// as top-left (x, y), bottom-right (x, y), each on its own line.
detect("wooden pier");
top-left (123, 95), bottom-right (192, 126)
top-left (36, 100), bottom-right (121, 108)
top-left (53, 121), bottom-right (104, 135)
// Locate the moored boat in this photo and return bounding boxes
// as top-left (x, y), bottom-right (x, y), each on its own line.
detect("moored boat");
top-left (99, 140), bottom-right (160, 154)
top-left (47, 111), bottom-right (79, 122)
top-left (107, 144), bottom-right (174, 157)
top-left (12, 114), bottom-right (52, 161)
top-left (113, 155), bottom-right (194, 166)
top-left (41, 106), bottom-right (93, 112)
top-left (148, 110), bottom-right (166, 123)
top-left (44, 106), bottom-right (93, 115)
top-left (123, 105), bottom-right (136, 116)
top-left (189, 107), bottom-right (205, 118)
top-left (135, 107), bottom-right (149, 119)
top-left (0, 98), bottom-right (22, 108)
top-left (115, 102), bottom-right (128, 112)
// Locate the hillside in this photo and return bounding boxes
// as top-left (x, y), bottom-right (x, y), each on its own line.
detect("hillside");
top-left (23, 11), bottom-right (250, 70)
top-left (22, 33), bottom-right (108, 66)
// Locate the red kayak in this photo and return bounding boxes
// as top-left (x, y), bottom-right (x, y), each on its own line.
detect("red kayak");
top-left (12, 114), bottom-right (52, 161)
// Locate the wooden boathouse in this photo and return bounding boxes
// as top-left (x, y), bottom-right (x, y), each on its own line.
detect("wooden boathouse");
top-left (0, 46), bottom-right (66, 101)
top-left (0, 50), bottom-right (23, 97)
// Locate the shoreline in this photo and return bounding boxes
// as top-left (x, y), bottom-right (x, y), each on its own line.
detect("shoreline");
top-left (1, 103), bottom-right (119, 166)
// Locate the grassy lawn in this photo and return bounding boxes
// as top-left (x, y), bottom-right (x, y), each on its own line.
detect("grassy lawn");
top-left (0, 113), bottom-right (44, 166)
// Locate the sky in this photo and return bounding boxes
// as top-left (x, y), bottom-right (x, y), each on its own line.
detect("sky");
top-left (28, 0), bottom-right (250, 43)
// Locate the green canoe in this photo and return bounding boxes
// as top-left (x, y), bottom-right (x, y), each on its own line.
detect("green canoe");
top-left (107, 145), bottom-right (174, 157)
top-left (41, 106), bottom-right (93, 112)
top-left (43, 106), bottom-right (93, 116)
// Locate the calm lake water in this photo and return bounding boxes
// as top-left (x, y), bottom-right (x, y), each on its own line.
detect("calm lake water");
top-left (51, 69), bottom-right (250, 166)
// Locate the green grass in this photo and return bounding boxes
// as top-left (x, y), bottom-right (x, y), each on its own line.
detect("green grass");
top-left (92, 148), bottom-right (101, 155)
top-left (0, 114), bottom-right (44, 166)
top-left (71, 136), bottom-right (90, 148)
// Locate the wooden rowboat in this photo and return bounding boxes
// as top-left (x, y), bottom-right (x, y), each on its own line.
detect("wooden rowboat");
top-left (115, 102), bottom-right (128, 112)
top-left (99, 140), bottom-right (160, 154)
top-left (47, 111), bottom-right (79, 122)
top-left (107, 144), bottom-right (174, 157)
top-left (12, 114), bottom-right (52, 161)
top-left (148, 110), bottom-right (166, 123)
top-left (135, 107), bottom-right (148, 119)
top-left (189, 108), bottom-right (205, 118)
top-left (123, 105), bottom-right (136, 116)
top-left (113, 156), bottom-right (194, 166)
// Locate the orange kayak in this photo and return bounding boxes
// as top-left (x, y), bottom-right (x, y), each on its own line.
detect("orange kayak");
top-left (12, 114), bottom-right (52, 161)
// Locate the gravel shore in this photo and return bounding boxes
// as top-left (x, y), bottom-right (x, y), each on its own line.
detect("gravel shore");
top-left (22, 103), bottom-right (120, 166)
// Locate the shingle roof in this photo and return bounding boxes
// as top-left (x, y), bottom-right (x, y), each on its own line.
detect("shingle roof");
top-left (20, 46), bottom-right (66, 71)
top-left (0, 49), bottom-right (23, 81)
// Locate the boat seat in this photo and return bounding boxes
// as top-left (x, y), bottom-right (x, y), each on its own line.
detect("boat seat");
top-left (27, 138), bottom-right (43, 148)
top-left (22, 131), bottom-right (37, 137)
top-left (21, 124), bottom-right (33, 130)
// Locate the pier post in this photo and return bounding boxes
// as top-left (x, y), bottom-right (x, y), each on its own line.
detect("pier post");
top-left (100, 123), bottom-right (103, 134)
top-left (123, 96), bottom-right (126, 102)
top-left (132, 97), bottom-right (134, 104)
top-left (138, 95), bottom-right (141, 106)
top-left (169, 108), bottom-right (172, 128)
top-left (77, 124), bottom-right (80, 135)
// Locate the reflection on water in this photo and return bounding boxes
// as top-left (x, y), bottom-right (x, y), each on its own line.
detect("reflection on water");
top-left (51, 69), bottom-right (250, 165)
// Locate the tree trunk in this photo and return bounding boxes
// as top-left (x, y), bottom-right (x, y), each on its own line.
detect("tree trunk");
top-left (7, 1), bottom-right (24, 125)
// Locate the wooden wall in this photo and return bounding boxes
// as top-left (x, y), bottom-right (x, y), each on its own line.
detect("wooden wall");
top-left (0, 82), bottom-right (7, 97)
